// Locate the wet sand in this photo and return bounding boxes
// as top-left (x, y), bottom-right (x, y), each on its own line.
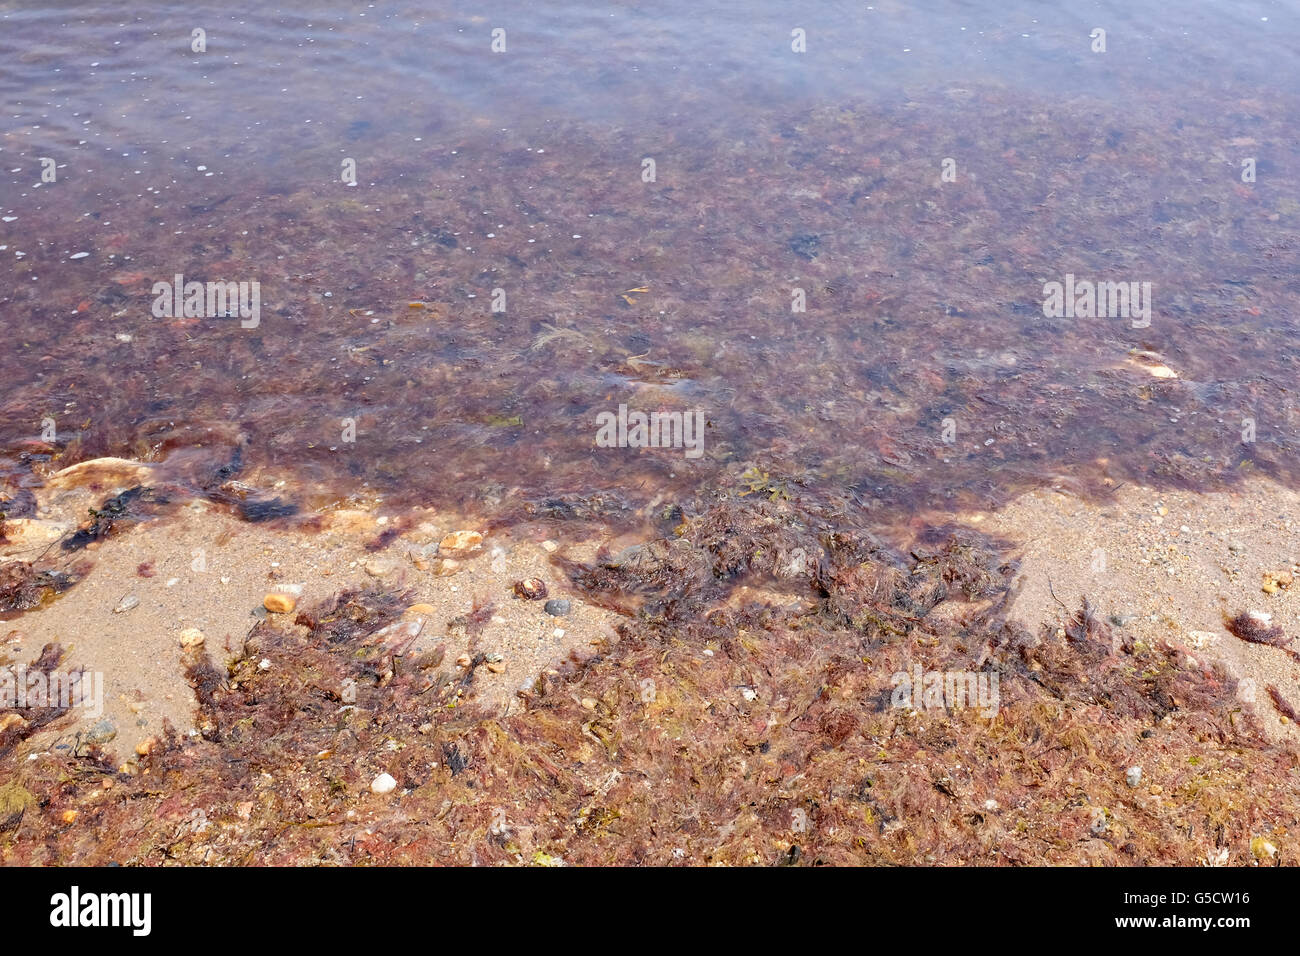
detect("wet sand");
top-left (2, 459), bottom-right (619, 761)
top-left (965, 477), bottom-right (1300, 742)
top-left (9, 457), bottom-right (1300, 759)
top-left (5, 458), bottom-right (1300, 866)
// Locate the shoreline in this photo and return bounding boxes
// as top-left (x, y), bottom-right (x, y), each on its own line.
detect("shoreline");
top-left (2, 457), bottom-right (1297, 865)
top-left (2, 458), bottom-right (622, 761)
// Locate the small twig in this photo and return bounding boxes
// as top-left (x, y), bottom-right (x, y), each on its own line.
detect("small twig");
top-left (1046, 575), bottom-right (1070, 617)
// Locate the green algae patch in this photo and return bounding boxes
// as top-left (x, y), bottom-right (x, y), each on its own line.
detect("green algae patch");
top-left (0, 782), bottom-right (35, 833)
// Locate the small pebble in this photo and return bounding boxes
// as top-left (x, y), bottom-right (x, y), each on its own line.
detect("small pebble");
top-left (439, 530), bottom-right (483, 555)
top-left (0, 713), bottom-right (27, 733)
top-left (264, 593), bottom-right (297, 613)
top-left (1125, 766), bottom-right (1142, 787)
top-left (1251, 836), bottom-right (1278, 860)
top-left (371, 773), bottom-right (397, 795)
top-left (113, 594), bottom-right (140, 614)
top-left (178, 627), bottom-right (205, 648)
top-left (364, 556), bottom-right (398, 578)
top-left (544, 598), bottom-right (571, 616)
top-left (513, 577), bottom-right (548, 600)
top-left (85, 719), bottom-right (118, 745)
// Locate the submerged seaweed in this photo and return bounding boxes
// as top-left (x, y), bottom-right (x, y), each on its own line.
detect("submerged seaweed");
top-left (1, 0), bottom-right (1299, 867)
top-left (62, 486), bottom-right (157, 552)
top-left (0, 562), bottom-right (77, 615)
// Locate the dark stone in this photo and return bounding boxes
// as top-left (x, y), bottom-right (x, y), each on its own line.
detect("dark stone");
top-left (788, 234), bottom-right (821, 260)
top-left (84, 719), bottom-right (118, 745)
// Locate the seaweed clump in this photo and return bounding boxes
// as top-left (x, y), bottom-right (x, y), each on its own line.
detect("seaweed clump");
top-left (1225, 611), bottom-right (1291, 649)
top-left (1225, 610), bottom-right (1300, 664)
top-left (0, 644), bottom-right (85, 761)
top-left (62, 486), bottom-right (155, 551)
top-left (0, 562), bottom-right (77, 615)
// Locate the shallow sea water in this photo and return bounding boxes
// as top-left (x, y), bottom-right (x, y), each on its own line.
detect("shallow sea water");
top-left (1, 0), bottom-right (1298, 534)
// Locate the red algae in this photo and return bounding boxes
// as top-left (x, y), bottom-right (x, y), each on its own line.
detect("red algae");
top-left (1, 0), bottom-right (1299, 869)
top-left (2, 489), bottom-right (1297, 866)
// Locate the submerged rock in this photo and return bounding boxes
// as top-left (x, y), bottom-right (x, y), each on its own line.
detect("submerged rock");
top-left (432, 558), bottom-right (461, 576)
top-left (0, 518), bottom-right (70, 555)
top-left (364, 556), bottom-right (399, 578)
top-left (439, 530), bottom-right (483, 556)
top-left (42, 457), bottom-right (153, 492)
top-left (788, 233), bottom-right (821, 260)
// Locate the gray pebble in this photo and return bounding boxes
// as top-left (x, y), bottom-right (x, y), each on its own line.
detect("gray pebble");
top-left (544, 598), bottom-right (571, 617)
top-left (84, 719), bottom-right (118, 745)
